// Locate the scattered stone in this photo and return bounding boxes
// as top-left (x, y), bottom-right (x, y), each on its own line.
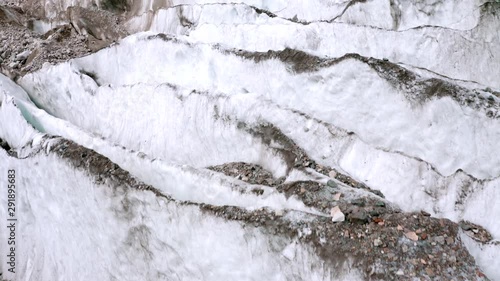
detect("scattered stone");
top-left (347, 207), bottom-right (369, 224)
top-left (397, 225), bottom-right (403, 231)
top-left (333, 192), bottom-right (341, 201)
top-left (446, 237), bottom-right (454, 245)
top-left (330, 206), bottom-right (345, 222)
top-left (328, 170), bottom-right (337, 178)
top-left (373, 238), bottom-right (382, 247)
top-left (375, 201), bottom-right (386, 207)
top-left (421, 233), bottom-right (428, 240)
top-left (350, 199), bottom-right (365, 206)
top-left (421, 210), bottom-right (431, 217)
top-left (425, 267), bottom-right (435, 277)
top-left (434, 236), bottom-right (445, 245)
top-left (460, 221), bottom-right (473, 231)
top-left (326, 180), bottom-right (337, 188)
top-left (395, 269), bottom-right (404, 276)
top-left (402, 245), bottom-right (409, 253)
top-left (405, 231), bottom-right (419, 241)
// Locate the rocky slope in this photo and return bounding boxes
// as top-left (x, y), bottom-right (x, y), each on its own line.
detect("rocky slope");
top-left (0, 0), bottom-right (499, 280)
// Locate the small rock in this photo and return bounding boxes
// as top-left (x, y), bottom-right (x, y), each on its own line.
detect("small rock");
top-left (425, 268), bottom-right (434, 277)
top-left (330, 206), bottom-right (345, 222)
top-left (460, 222), bottom-right (473, 231)
top-left (421, 210), bottom-right (431, 217)
top-left (373, 238), bottom-right (382, 247)
top-left (402, 245), bottom-right (409, 253)
top-left (347, 208), bottom-right (369, 224)
top-left (472, 228), bottom-right (479, 234)
top-left (421, 233), bottom-right (428, 240)
top-left (446, 237), bottom-right (454, 245)
top-left (351, 199), bottom-right (365, 206)
top-left (397, 225), bottom-right (403, 231)
top-left (405, 231), bottom-right (418, 241)
top-left (326, 180), bottom-right (337, 188)
top-left (333, 193), bottom-right (341, 201)
top-left (395, 269), bottom-right (404, 276)
top-left (434, 236), bottom-right (445, 245)
top-left (328, 170), bottom-right (337, 178)
top-left (375, 201), bottom-right (386, 207)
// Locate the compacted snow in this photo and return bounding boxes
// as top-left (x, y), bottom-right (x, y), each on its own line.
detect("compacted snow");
top-left (0, 0), bottom-right (499, 280)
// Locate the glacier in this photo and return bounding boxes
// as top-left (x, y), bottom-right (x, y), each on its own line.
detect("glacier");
top-left (1, 0), bottom-right (499, 280)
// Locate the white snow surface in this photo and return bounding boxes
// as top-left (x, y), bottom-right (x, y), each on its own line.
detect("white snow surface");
top-left (0, 89), bottom-right (362, 281)
top-left (23, 0), bottom-right (488, 31)
top-left (15, 32), bottom-right (500, 278)
top-left (127, 2), bottom-right (500, 88)
top-left (21, 37), bottom-right (500, 178)
top-left (1, 0), bottom-right (500, 279)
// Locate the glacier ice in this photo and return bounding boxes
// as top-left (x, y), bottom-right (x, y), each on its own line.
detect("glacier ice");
top-left (1, 0), bottom-right (499, 280)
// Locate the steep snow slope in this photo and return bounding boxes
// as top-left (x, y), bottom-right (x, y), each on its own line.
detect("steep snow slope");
top-left (128, 3), bottom-right (500, 88)
top-left (1, 0), bottom-right (499, 280)
top-left (0, 93), bottom-right (365, 281)
top-left (0, 91), bottom-right (492, 280)
top-left (22, 36), bottom-right (499, 178)
top-left (18, 33), bottom-right (500, 278)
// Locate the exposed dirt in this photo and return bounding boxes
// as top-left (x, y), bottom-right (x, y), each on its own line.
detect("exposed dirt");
top-left (0, 4), bottom-right (127, 80)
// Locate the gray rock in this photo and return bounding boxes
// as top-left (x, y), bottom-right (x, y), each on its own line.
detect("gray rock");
top-left (460, 222), bottom-right (473, 231)
top-left (347, 208), bottom-right (369, 224)
top-left (326, 180), bottom-right (337, 188)
top-left (351, 199), bottom-right (365, 207)
top-left (434, 236), bottom-right (445, 245)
